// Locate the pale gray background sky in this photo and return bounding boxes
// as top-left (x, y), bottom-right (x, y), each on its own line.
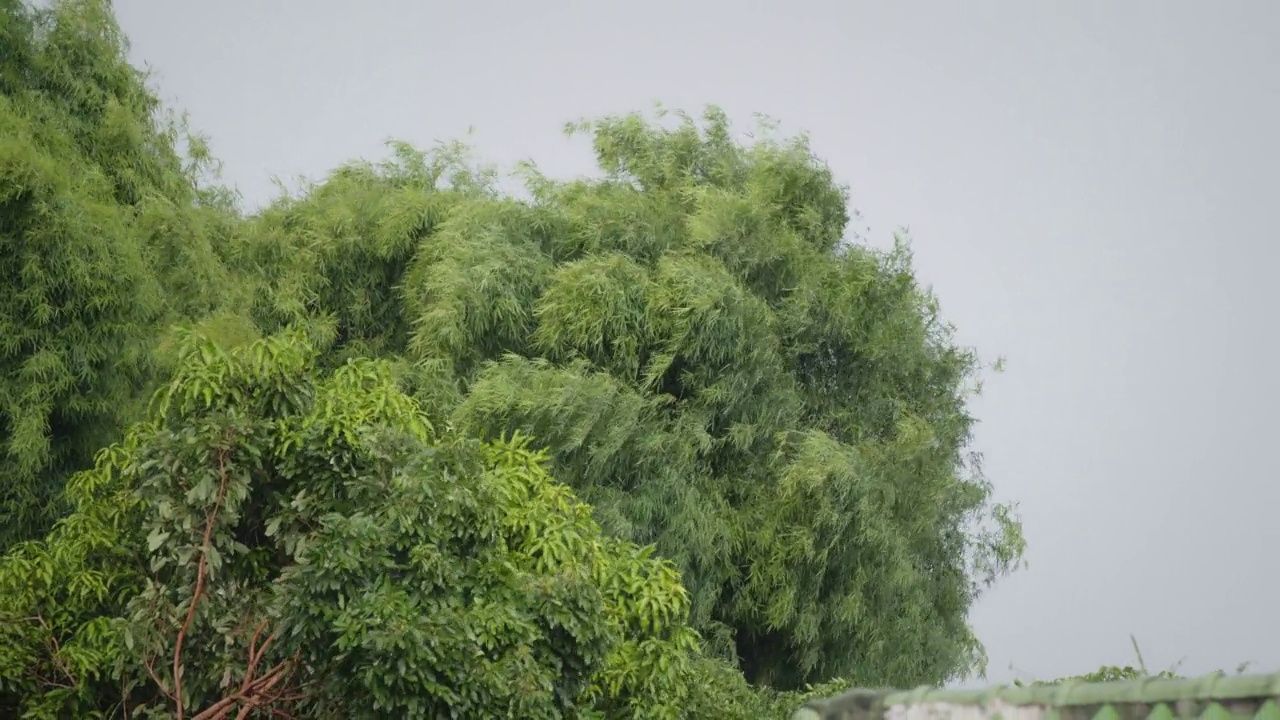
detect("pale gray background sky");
top-left (110, 0), bottom-right (1278, 685)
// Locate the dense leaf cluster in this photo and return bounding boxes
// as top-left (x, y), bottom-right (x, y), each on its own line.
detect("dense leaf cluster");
top-left (1, 0), bottom-right (1025, 716)
top-left (1, 327), bottom-right (820, 718)
top-left (236, 111), bottom-right (1025, 688)
top-left (0, 0), bottom-right (234, 548)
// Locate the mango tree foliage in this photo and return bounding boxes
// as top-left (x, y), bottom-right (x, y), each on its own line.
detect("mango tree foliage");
top-left (0, 0), bottom-right (236, 548)
top-left (1, 327), bottom-right (780, 719)
top-left (237, 107), bottom-right (1026, 689)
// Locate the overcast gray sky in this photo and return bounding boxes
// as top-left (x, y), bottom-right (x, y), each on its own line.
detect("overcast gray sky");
top-left (111, 0), bottom-right (1278, 685)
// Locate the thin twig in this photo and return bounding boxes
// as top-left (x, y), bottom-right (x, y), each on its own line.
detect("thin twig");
top-left (32, 614), bottom-right (78, 688)
top-left (144, 656), bottom-right (176, 702)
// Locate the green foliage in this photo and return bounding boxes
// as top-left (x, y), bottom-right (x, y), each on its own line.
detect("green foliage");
top-left (3, 0), bottom-right (1028, 708)
top-left (0, 0), bottom-right (236, 549)
top-left (1060, 666), bottom-right (1166, 684)
top-left (1016, 664), bottom-right (1180, 689)
top-left (239, 106), bottom-right (1026, 689)
top-left (230, 141), bottom-right (496, 364)
top-left (1016, 637), bottom-right (1199, 688)
top-left (2, 328), bottom-right (785, 718)
top-left (0, 430), bottom-right (147, 718)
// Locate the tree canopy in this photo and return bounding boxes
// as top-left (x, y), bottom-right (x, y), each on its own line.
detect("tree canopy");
top-left (235, 110), bottom-right (1026, 688)
top-left (0, 0), bottom-right (1025, 714)
top-left (0, 0), bottom-right (235, 549)
top-left (3, 326), bottom-right (838, 718)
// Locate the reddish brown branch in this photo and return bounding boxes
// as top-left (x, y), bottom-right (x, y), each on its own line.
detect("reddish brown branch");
top-left (153, 438), bottom-right (304, 719)
top-left (171, 447), bottom-right (232, 720)
top-left (190, 653), bottom-right (299, 720)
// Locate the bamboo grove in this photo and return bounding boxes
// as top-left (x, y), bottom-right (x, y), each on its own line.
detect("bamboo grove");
top-left (0, 1), bottom-right (1025, 717)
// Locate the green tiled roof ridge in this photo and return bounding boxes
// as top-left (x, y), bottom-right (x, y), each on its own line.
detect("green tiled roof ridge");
top-left (794, 672), bottom-right (1280, 720)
